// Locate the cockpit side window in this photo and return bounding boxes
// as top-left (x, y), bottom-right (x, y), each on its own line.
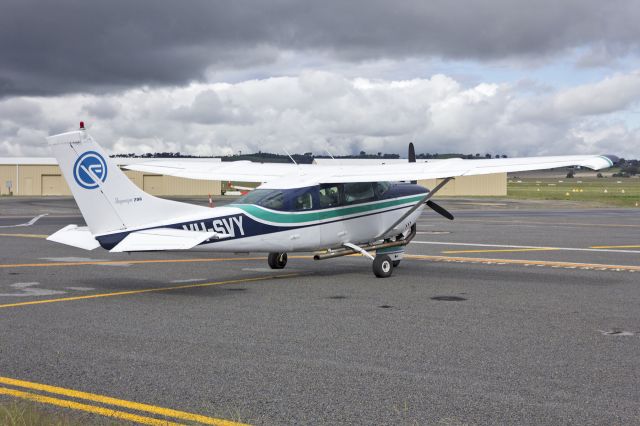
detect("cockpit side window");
top-left (344, 182), bottom-right (375, 205)
top-left (319, 184), bottom-right (341, 208)
top-left (373, 182), bottom-right (391, 199)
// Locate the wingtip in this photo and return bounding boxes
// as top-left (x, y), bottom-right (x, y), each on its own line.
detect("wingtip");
top-left (601, 154), bottom-right (619, 166)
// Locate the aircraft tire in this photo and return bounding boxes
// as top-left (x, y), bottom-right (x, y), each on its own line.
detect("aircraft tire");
top-left (268, 252), bottom-right (288, 269)
top-left (373, 255), bottom-right (393, 278)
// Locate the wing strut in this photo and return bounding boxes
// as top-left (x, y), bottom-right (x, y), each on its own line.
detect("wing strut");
top-left (376, 177), bottom-right (452, 239)
top-left (343, 242), bottom-right (375, 260)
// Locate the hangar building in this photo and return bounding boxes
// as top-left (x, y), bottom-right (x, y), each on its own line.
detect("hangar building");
top-left (0, 157), bottom-right (506, 197)
top-left (0, 158), bottom-right (222, 197)
top-left (312, 158), bottom-right (507, 196)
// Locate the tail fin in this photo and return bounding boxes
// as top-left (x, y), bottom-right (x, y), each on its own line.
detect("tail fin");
top-left (47, 128), bottom-right (208, 235)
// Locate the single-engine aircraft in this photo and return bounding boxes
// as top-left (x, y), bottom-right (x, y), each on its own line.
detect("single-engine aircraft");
top-left (47, 124), bottom-right (616, 277)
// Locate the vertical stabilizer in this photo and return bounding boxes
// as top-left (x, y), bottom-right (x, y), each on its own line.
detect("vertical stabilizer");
top-left (47, 128), bottom-right (208, 235)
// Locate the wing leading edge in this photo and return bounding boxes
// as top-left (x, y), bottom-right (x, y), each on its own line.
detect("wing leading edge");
top-left (124, 155), bottom-right (616, 185)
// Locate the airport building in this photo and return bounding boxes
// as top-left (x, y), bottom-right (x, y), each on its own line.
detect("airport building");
top-left (312, 158), bottom-right (507, 196)
top-left (0, 157), bottom-right (506, 197)
top-left (0, 158), bottom-right (222, 197)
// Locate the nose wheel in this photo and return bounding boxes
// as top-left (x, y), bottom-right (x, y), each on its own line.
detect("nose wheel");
top-left (372, 254), bottom-right (393, 278)
top-left (268, 252), bottom-right (288, 269)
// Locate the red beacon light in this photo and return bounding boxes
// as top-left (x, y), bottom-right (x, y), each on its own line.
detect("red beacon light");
top-left (79, 121), bottom-right (85, 130)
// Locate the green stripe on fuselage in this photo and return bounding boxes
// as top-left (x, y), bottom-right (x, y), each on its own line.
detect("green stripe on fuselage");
top-left (231, 194), bottom-right (424, 224)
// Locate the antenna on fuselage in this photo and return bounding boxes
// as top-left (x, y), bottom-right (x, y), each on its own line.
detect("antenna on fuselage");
top-left (283, 148), bottom-right (298, 165)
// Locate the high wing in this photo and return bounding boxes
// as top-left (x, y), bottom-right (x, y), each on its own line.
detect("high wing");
top-left (124, 160), bottom-right (298, 182)
top-left (124, 155), bottom-right (616, 184)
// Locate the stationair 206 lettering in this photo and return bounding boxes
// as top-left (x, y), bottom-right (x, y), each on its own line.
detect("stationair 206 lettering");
top-left (46, 123), bottom-right (616, 278)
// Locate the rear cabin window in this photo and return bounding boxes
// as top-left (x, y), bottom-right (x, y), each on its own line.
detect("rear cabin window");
top-left (344, 182), bottom-right (375, 204)
top-left (319, 185), bottom-right (341, 208)
top-left (294, 191), bottom-right (313, 210)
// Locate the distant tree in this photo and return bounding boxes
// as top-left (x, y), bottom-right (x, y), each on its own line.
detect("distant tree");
top-left (485, 153), bottom-right (491, 158)
top-left (377, 152), bottom-right (382, 157)
top-left (597, 173), bottom-right (604, 178)
top-left (359, 150), bottom-right (366, 156)
top-left (566, 171), bottom-right (574, 178)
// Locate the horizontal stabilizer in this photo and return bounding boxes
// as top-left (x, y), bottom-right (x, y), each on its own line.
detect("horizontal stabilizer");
top-left (109, 228), bottom-right (229, 253)
top-left (47, 225), bottom-right (100, 250)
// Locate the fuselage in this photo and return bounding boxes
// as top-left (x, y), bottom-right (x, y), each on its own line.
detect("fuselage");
top-left (96, 182), bottom-right (428, 252)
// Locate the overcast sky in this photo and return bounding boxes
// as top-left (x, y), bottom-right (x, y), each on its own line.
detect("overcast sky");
top-left (1, 0), bottom-right (640, 158)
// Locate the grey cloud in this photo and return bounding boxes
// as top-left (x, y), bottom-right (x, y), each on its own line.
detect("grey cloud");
top-left (170, 90), bottom-right (253, 125)
top-left (1, 71), bottom-right (639, 158)
top-left (82, 99), bottom-right (121, 119)
top-left (2, 0), bottom-right (640, 96)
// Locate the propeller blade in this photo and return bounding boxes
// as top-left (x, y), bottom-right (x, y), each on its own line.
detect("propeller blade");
top-left (408, 142), bottom-right (416, 163)
top-left (408, 142), bottom-right (417, 184)
top-left (426, 200), bottom-right (454, 220)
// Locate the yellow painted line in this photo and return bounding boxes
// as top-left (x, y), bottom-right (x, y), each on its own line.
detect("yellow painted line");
top-left (405, 254), bottom-right (640, 272)
top-left (0, 273), bottom-right (299, 309)
top-left (0, 233), bottom-right (48, 239)
top-left (590, 244), bottom-right (640, 249)
top-left (0, 387), bottom-right (182, 426)
top-left (454, 219), bottom-right (640, 228)
top-left (0, 256), bottom-right (266, 269)
top-left (442, 248), bottom-right (558, 254)
top-left (0, 377), bottom-right (246, 426)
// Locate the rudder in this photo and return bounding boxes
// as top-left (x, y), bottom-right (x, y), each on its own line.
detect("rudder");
top-left (47, 127), bottom-right (208, 236)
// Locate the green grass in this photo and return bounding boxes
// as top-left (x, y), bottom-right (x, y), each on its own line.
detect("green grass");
top-left (507, 177), bottom-right (640, 207)
top-left (0, 401), bottom-right (81, 426)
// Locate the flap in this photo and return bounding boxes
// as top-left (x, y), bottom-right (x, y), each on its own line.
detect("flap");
top-left (47, 225), bottom-right (100, 250)
top-left (109, 227), bottom-right (229, 253)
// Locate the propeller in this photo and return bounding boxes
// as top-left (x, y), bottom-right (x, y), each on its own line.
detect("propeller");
top-left (408, 142), bottom-right (417, 184)
top-left (408, 141), bottom-right (454, 220)
top-left (426, 200), bottom-right (454, 220)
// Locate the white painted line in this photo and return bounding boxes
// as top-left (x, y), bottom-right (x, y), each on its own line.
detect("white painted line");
top-left (411, 240), bottom-right (640, 254)
top-left (0, 214), bottom-right (48, 228)
top-left (169, 278), bottom-right (206, 283)
top-left (0, 282), bottom-right (66, 297)
top-left (41, 257), bottom-right (108, 262)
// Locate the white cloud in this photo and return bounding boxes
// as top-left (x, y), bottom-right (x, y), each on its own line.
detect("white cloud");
top-left (1, 70), bottom-right (639, 159)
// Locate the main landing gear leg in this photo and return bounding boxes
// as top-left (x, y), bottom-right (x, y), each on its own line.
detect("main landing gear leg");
top-left (268, 252), bottom-right (288, 269)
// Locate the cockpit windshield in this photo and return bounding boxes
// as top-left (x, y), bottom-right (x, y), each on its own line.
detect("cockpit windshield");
top-left (234, 189), bottom-right (285, 210)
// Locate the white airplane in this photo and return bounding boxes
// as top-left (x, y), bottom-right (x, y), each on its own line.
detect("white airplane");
top-left (46, 125), bottom-right (616, 277)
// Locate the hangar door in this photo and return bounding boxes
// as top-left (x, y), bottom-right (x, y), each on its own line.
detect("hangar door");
top-left (143, 175), bottom-right (164, 195)
top-left (41, 175), bottom-right (65, 196)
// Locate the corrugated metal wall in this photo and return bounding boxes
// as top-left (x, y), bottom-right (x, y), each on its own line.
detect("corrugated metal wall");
top-left (0, 165), bottom-right (221, 196)
top-left (418, 173), bottom-right (507, 196)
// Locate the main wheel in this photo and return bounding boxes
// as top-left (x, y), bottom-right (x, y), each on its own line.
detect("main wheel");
top-left (373, 255), bottom-right (393, 278)
top-left (268, 252), bottom-right (288, 269)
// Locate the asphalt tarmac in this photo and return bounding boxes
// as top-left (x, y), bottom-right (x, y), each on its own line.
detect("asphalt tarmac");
top-left (0, 197), bottom-right (639, 425)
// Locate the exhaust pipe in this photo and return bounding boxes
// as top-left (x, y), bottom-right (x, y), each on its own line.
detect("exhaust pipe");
top-left (313, 225), bottom-right (416, 261)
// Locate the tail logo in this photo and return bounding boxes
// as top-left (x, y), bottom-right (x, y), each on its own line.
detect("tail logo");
top-left (73, 151), bottom-right (108, 189)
